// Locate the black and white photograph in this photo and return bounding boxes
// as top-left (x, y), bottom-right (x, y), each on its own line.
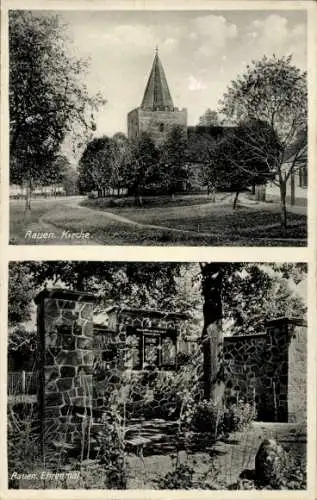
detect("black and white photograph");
top-left (8, 7), bottom-right (308, 246)
top-left (7, 260), bottom-right (308, 490)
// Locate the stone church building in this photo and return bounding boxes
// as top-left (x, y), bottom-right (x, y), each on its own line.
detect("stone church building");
top-left (127, 49), bottom-right (187, 145)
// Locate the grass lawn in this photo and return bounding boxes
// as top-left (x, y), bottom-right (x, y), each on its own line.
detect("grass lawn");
top-left (10, 195), bottom-right (307, 246)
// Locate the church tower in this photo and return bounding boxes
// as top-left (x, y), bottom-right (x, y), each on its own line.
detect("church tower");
top-left (127, 49), bottom-right (187, 145)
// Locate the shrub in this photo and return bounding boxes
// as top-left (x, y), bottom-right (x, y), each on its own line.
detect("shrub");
top-left (222, 401), bottom-right (257, 435)
top-left (191, 399), bottom-right (256, 439)
top-left (157, 463), bottom-right (195, 489)
top-left (191, 400), bottom-right (222, 437)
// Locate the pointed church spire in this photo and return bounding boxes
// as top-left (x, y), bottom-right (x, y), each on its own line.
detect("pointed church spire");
top-left (141, 50), bottom-right (174, 111)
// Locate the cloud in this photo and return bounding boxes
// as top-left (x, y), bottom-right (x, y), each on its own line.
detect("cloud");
top-left (245, 14), bottom-right (306, 67)
top-left (191, 14), bottom-right (237, 51)
top-left (75, 23), bottom-right (178, 56)
top-left (188, 75), bottom-right (207, 91)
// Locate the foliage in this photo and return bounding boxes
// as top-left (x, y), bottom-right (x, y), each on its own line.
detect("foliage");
top-left (221, 263), bottom-right (307, 335)
top-left (207, 120), bottom-right (281, 208)
top-left (156, 463), bottom-right (195, 489)
top-left (9, 11), bottom-right (105, 209)
top-left (9, 261), bottom-right (306, 336)
top-left (191, 400), bottom-right (223, 436)
top-left (222, 401), bottom-right (257, 434)
top-left (220, 55), bottom-right (307, 228)
top-left (198, 109), bottom-right (220, 127)
top-left (127, 133), bottom-right (160, 202)
top-left (190, 399), bottom-right (256, 438)
top-left (8, 328), bottom-right (37, 355)
top-left (232, 456), bottom-right (306, 490)
top-left (78, 136), bottom-right (113, 195)
top-left (8, 262), bottom-right (36, 325)
top-left (49, 155), bottom-right (78, 195)
top-left (110, 133), bottom-right (132, 196)
top-left (160, 125), bottom-right (188, 194)
top-left (8, 403), bottom-right (41, 485)
top-left (78, 133), bottom-right (131, 196)
top-left (94, 410), bottom-right (127, 489)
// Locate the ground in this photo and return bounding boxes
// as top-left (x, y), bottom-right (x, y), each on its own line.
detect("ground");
top-left (127, 422), bottom-right (306, 489)
top-left (14, 421), bottom-right (306, 489)
top-left (9, 194), bottom-right (307, 246)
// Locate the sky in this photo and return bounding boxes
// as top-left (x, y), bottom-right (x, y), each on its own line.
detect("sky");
top-left (44, 9), bottom-right (306, 139)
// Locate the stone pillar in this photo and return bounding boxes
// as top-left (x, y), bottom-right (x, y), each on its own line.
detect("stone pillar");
top-left (287, 322), bottom-right (307, 422)
top-left (34, 288), bottom-right (96, 457)
top-left (265, 318), bottom-right (291, 422)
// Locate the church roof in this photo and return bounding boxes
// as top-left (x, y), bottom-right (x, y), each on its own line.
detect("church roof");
top-left (141, 50), bottom-right (174, 111)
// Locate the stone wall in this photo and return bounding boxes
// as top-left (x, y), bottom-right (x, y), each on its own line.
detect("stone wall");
top-left (93, 308), bottom-right (189, 418)
top-left (287, 324), bottom-right (307, 422)
top-left (223, 319), bottom-right (307, 423)
top-left (127, 107), bottom-right (187, 145)
top-left (34, 288), bottom-right (306, 457)
top-left (35, 289), bottom-right (96, 455)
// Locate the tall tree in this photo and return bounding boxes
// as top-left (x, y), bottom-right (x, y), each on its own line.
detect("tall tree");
top-left (219, 55), bottom-right (307, 229)
top-left (160, 125), bottom-right (188, 196)
top-left (9, 11), bottom-right (105, 210)
top-left (208, 120), bottom-right (280, 208)
top-left (128, 133), bottom-right (159, 205)
top-left (198, 109), bottom-right (220, 127)
top-left (110, 133), bottom-right (131, 196)
top-left (78, 136), bottom-right (113, 196)
top-left (200, 263), bottom-right (224, 404)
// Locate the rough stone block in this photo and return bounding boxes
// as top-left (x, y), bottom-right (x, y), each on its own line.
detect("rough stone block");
top-left (45, 407), bottom-right (62, 419)
top-left (68, 388), bottom-right (77, 398)
top-left (60, 405), bottom-right (72, 416)
top-left (57, 377), bottom-right (74, 391)
top-left (80, 303), bottom-right (93, 319)
top-left (60, 365), bottom-right (76, 378)
top-left (56, 350), bottom-right (82, 366)
top-left (46, 380), bottom-right (57, 392)
top-left (57, 324), bottom-right (73, 335)
top-left (61, 335), bottom-right (76, 350)
top-left (73, 324), bottom-right (83, 336)
top-left (76, 337), bottom-right (91, 349)
top-left (62, 310), bottom-right (78, 321)
top-left (255, 439), bottom-right (288, 486)
top-left (71, 397), bottom-right (91, 407)
top-left (58, 300), bottom-right (76, 309)
top-left (78, 365), bottom-right (93, 375)
top-left (45, 351), bottom-right (55, 365)
top-left (82, 353), bottom-right (94, 365)
top-left (45, 366), bottom-right (60, 382)
top-left (44, 299), bottom-right (60, 317)
top-left (45, 392), bottom-right (64, 407)
top-left (82, 323), bottom-right (93, 337)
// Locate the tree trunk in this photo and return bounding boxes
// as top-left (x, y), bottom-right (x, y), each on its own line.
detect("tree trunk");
top-left (200, 263), bottom-right (224, 406)
top-left (290, 172), bottom-right (295, 206)
top-left (233, 190), bottom-right (240, 209)
top-left (279, 180), bottom-right (288, 231)
top-left (25, 179), bottom-right (32, 212)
